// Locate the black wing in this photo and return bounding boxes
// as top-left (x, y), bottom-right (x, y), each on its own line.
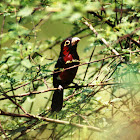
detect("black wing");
top-left (53, 56), bottom-right (64, 87)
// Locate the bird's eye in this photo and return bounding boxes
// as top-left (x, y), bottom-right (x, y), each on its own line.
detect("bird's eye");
top-left (65, 40), bottom-right (70, 46)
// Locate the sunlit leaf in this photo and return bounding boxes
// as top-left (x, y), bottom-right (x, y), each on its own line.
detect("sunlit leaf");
top-left (21, 58), bottom-right (32, 68)
top-left (18, 6), bottom-right (33, 17)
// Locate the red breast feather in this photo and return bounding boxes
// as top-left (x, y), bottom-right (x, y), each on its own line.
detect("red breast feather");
top-left (59, 46), bottom-right (79, 86)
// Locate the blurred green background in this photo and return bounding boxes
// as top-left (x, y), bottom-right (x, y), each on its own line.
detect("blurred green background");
top-left (0, 0), bottom-right (140, 139)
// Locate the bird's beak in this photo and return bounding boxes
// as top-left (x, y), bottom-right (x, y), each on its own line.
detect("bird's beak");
top-left (71, 37), bottom-right (80, 46)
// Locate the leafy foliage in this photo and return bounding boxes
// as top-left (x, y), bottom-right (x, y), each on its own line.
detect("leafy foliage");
top-left (0, 0), bottom-right (140, 139)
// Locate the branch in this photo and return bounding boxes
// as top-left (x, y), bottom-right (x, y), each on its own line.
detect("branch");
top-left (87, 11), bottom-right (115, 28)
top-left (0, 88), bottom-right (58, 100)
top-left (0, 86), bottom-right (28, 114)
top-left (87, 8), bottom-right (138, 28)
top-left (53, 50), bottom-right (140, 75)
top-left (0, 120), bottom-right (9, 139)
top-left (1, 82), bottom-right (137, 101)
top-left (115, 27), bottom-right (140, 47)
top-left (130, 38), bottom-right (140, 47)
top-left (0, 82), bottom-right (119, 100)
top-left (83, 19), bottom-right (121, 57)
top-left (83, 45), bottom-right (96, 81)
top-left (0, 110), bottom-right (102, 132)
top-left (2, 50), bottom-right (140, 95)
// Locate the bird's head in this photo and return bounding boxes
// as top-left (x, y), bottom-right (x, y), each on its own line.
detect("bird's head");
top-left (61, 37), bottom-right (80, 51)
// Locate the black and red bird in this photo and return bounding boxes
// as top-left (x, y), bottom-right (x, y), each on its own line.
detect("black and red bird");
top-left (51, 37), bottom-right (80, 112)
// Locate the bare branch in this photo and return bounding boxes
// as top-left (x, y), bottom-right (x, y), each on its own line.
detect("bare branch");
top-left (0, 86), bottom-right (28, 114)
top-left (0, 120), bottom-right (9, 140)
top-left (83, 19), bottom-right (121, 57)
top-left (87, 11), bottom-right (115, 28)
top-left (0, 110), bottom-right (103, 132)
top-left (115, 27), bottom-right (140, 45)
top-left (0, 83), bottom-right (120, 100)
top-left (2, 50), bottom-right (140, 95)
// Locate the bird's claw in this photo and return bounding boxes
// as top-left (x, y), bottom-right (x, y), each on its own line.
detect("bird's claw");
top-left (58, 85), bottom-right (63, 90)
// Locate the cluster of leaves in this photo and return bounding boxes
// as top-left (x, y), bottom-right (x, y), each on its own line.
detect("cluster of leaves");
top-left (0, 0), bottom-right (140, 139)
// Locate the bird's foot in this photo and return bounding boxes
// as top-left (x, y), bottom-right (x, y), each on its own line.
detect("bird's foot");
top-left (58, 85), bottom-right (63, 90)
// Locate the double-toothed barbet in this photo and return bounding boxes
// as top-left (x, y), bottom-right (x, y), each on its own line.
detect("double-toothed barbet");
top-left (51, 37), bottom-right (80, 112)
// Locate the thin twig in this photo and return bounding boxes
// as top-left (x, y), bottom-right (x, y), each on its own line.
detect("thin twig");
top-left (115, 27), bottom-right (140, 45)
top-left (88, 11), bottom-right (115, 28)
top-left (0, 110), bottom-right (103, 132)
top-left (0, 86), bottom-right (28, 114)
top-left (0, 120), bottom-right (9, 139)
top-left (52, 50), bottom-right (139, 76)
top-left (83, 45), bottom-right (96, 81)
top-left (0, 82), bottom-right (122, 101)
top-left (83, 19), bottom-right (121, 57)
top-left (2, 50), bottom-right (140, 95)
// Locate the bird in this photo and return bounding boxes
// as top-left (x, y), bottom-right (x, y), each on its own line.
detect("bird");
top-left (51, 37), bottom-right (80, 112)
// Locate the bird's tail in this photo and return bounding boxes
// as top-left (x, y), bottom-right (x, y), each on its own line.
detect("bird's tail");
top-left (51, 89), bottom-right (63, 112)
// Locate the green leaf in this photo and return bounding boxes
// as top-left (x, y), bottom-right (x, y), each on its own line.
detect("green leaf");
top-left (21, 58), bottom-right (32, 68)
top-left (69, 12), bottom-right (82, 22)
top-left (18, 6), bottom-right (33, 17)
top-left (110, 98), bottom-right (122, 103)
top-left (85, 1), bottom-right (101, 11)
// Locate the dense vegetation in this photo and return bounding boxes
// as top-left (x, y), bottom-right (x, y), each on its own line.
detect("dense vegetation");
top-left (0, 0), bottom-right (140, 139)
